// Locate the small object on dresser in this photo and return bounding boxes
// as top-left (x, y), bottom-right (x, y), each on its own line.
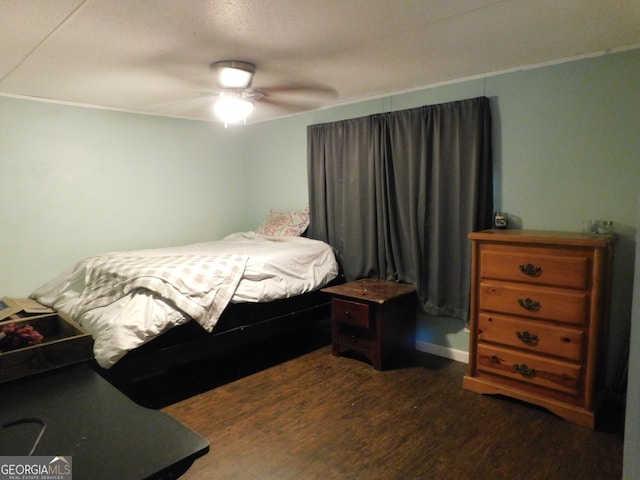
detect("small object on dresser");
top-left (494, 212), bottom-right (508, 229)
top-left (582, 220), bottom-right (597, 233)
top-left (596, 220), bottom-right (614, 234)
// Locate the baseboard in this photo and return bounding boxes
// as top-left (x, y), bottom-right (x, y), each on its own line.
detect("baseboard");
top-left (415, 340), bottom-right (469, 364)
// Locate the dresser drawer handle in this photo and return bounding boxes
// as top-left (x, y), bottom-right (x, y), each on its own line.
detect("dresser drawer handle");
top-left (519, 263), bottom-right (542, 276)
top-left (516, 331), bottom-right (538, 345)
top-left (518, 298), bottom-right (540, 311)
top-left (514, 363), bottom-right (536, 378)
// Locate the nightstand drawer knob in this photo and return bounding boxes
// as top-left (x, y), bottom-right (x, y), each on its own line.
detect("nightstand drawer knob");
top-left (518, 298), bottom-right (540, 312)
top-left (514, 363), bottom-right (536, 378)
top-left (516, 331), bottom-right (538, 345)
top-left (519, 263), bottom-right (542, 276)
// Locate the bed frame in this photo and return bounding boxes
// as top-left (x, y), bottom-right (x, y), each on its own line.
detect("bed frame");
top-left (96, 277), bottom-right (343, 388)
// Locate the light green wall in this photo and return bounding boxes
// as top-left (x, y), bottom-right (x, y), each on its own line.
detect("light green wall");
top-left (0, 97), bottom-right (247, 295)
top-left (491, 52), bottom-right (639, 229)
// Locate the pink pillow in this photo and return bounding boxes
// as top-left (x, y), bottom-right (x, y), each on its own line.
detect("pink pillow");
top-left (255, 207), bottom-right (310, 236)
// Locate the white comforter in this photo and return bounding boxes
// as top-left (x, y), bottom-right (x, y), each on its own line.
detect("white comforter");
top-left (32, 232), bottom-right (338, 368)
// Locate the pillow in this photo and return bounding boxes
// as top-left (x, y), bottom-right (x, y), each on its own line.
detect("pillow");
top-left (255, 207), bottom-right (310, 236)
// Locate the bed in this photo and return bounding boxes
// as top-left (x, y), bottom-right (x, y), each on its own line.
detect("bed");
top-left (31, 213), bottom-right (340, 384)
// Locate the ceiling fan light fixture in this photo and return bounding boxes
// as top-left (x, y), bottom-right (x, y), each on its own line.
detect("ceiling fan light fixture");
top-left (213, 92), bottom-right (254, 126)
top-left (211, 60), bottom-right (256, 89)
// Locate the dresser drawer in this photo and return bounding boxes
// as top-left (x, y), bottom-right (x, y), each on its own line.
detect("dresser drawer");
top-left (480, 245), bottom-right (589, 290)
top-left (478, 344), bottom-right (582, 396)
top-left (478, 313), bottom-right (584, 361)
top-left (332, 298), bottom-right (371, 328)
top-left (479, 281), bottom-right (588, 326)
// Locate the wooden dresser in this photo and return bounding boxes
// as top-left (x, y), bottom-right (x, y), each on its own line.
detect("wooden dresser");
top-left (463, 229), bottom-right (616, 428)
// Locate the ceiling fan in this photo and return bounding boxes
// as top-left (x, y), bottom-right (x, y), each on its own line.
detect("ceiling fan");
top-left (208, 60), bottom-right (336, 126)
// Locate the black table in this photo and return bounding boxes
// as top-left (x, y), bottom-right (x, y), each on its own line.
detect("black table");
top-left (0, 364), bottom-right (209, 479)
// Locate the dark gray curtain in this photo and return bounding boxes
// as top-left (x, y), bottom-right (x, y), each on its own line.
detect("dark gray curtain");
top-left (307, 97), bottom-right (493, 321)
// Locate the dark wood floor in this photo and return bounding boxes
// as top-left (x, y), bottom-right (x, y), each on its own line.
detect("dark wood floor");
top-left (154, 334), bottom-right (623, 480)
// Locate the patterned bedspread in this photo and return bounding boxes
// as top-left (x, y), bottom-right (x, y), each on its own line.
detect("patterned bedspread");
top-left (70, 253), bottom-right (248, 332)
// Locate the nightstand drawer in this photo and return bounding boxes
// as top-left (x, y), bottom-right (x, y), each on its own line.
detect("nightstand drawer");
top-left (478, 313), bottom-right (584, 361)
top-left (479, 281), bottom-right (588, 326)
top-left (478, 344), bottom-right (582, 396)
top-left (337, 328), bottom-right (375, 353)
top-left (332, 298), bottom-right (371, 328)
top-left (479, 245), bottom-right (589, 290)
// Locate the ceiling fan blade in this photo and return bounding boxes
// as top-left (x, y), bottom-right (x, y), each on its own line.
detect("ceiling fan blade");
top-left (257, 95), bottom-right (322, 114)
top-left (254, 83), bottom-right (338, 114)
top-left (259, 83), bottom-right (337, 100)
top-left (150, 93), bottom-right (214, 117)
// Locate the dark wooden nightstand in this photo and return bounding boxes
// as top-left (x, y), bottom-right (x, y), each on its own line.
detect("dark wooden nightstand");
top-left (322, 278), bottom-right (416, 370)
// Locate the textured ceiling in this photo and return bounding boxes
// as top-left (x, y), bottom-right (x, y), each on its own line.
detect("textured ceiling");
top-left (1, 0), bottom-right (638, 124)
